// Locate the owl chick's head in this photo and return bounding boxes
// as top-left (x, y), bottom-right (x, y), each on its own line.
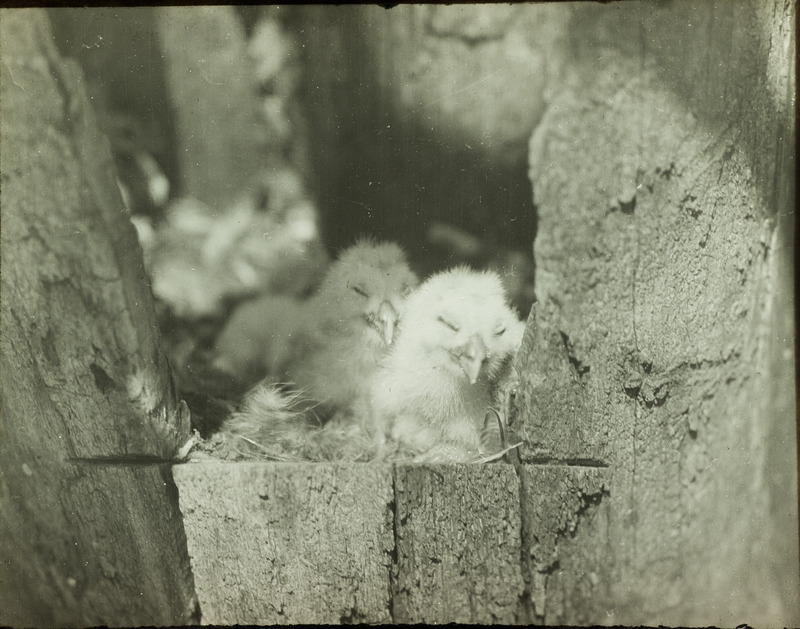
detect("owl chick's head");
top-left (397, 267), bottom-right (524, 384)
top-left (315, 239), bottom-right (419, 345)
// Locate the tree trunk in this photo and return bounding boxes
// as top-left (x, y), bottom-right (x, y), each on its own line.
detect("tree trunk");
top-left (0, 10), bottom-right (196, 627)
top-left (517, 0), bottom-right (797, 624)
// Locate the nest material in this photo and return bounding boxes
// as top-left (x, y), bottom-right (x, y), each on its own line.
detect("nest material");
top-left (190, 381), bottom-right (520, 465)
top-left (199, 384), bottom-right (389, 463)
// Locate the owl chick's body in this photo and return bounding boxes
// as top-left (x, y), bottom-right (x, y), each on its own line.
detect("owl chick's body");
top-left (211, 240), bottom-right (418, 410)
top-left (371, 267), bottom-right (525, 462)
top-left (285, 240), bottom-right (418, 419)
top-left (211, 294), bottom-right (306, 388)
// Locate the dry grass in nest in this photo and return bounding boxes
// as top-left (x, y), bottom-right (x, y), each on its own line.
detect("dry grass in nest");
top-left (188, 382), bottom-right (521, 465)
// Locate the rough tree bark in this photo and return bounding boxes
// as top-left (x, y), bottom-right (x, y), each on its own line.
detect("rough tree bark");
top-left (516, 0), bottom-right (797, 625)
top-left (0, 10), bottom-right (196, 627)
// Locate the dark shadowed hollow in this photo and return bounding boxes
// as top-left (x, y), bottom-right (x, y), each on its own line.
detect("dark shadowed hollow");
top-left (0, 3), bottom-right (797, 627)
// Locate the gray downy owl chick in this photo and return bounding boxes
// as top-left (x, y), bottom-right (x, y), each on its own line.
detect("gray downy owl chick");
top-left (286, 239), bottom-right (419, 418)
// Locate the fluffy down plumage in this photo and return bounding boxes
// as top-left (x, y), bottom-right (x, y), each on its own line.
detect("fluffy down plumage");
top-left (210, 240), bottom-right (418, 407)
top-left (370, 267), bottom-right (525, 462)
top-left (219, 382), bottom-right (391, 462)
top-left (284, 239), bottom-right (419, 419)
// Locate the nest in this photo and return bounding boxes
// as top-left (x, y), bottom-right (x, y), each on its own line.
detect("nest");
top-left (188, 381), bottom-right (521, 465)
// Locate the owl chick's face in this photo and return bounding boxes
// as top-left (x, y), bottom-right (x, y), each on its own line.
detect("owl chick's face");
top-left (398, 268), bottom-right (524, 384)
top-left (316, 241), bottom-right (419, 345)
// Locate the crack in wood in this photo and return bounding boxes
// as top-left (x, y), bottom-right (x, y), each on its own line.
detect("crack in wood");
top-left (509, 454), bottom-right (535, 623)
top-left (387, 466), bottom-right (399, 624)
top-left (559, 330), bottom-right (591, 380)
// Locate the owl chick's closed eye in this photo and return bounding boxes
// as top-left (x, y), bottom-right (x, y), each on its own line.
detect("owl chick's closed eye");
top-left (285, 239), bottom-right (419, 418)
top-left (371, 267), bottom-right (525, 462)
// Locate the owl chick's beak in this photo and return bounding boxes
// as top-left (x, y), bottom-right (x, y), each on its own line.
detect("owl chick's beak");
top-left (367, 300), bottom-right (398, 345)
top-left (455, 334), bottom-right (488, 384)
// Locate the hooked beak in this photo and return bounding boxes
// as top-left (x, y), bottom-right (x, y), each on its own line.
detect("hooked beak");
top-left (367, 300), bottom-right (398, 345)
top-left (455, 334), bottom-right (487, 384)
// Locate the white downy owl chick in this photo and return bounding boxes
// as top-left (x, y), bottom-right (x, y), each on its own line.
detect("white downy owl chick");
top-left (371, 267), bottom-right (525, 462)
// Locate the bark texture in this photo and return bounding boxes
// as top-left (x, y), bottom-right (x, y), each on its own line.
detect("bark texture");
top-left (515, 0), bottom-right (797, 625)
top-left (0, 10), bottom-right (196, 627)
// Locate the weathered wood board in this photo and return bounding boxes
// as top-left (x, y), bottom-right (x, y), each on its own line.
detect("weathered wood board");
top-left (174, 462), bottom-right (394, 625)
top-left (392, 464), bottom-right (525, 625)
top-left (518, 466), bottom-right (611, 625)
top-left (175, 462), bottom-right (527, 625)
